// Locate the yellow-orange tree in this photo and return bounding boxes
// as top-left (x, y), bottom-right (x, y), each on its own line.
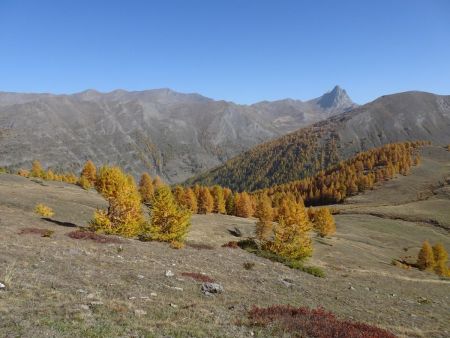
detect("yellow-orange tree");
top-left (211, 185), bottom-right (226, 214)
top-left (30, 160), bottom-right (44, 178)
top-left (310, 207), bottom-right (336, 237)
top-left (79, 160), bottom-right (97, 187)
top-left (91, 166), bottom-right (144, 237)
top-left (432, 243), bottom-right (449, 277)
top-left (139, 172), bottom-right (154, 204)
top-left (417, 240), bottom-right (435, 271)
top-left (236, 192), bottom-right (253, 218)
top-left (269, 197), bottom-right (312, 260)
top-left (145, 185), bottom-right (191, 247)
top-left (197, 187), bottom-right (214, 214)
top-left (255, 194), bottom-right (274, 243)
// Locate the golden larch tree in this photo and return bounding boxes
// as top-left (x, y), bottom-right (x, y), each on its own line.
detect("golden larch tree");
top-left (225, 193), bottom-right (236, 216)
top-left (91, 166), bottom-right (144, 237)
top-left (183, 188), bottom-right (198, 213)
top-left (312, 207), bottom-right (336, 237)
top-left (138, 172), bottom-right (154, 204)
top-left (30, 160), bottom-right (44, 178)
top-left (211, 185), bottom-right (226, 214)
top-left (432, 243), bottom-right (449, 277)
top-left (236, 192), bottom-right (253, 218)
top-left (270, 197), bottom-right (312, 260)
top-left (417, 240), bottom-right (435, 271)
top-left (255, 194), bottom-right (274, 242)
top-left (145, 185), bottom-right (191, 248)
top-left (197, 187), bottom-right (214, 214)
top-left (80, 160), bottom-right (97, 186)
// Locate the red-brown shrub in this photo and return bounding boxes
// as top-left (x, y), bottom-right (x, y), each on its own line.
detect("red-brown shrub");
top-left (181, 272), bottom-right (214, 283)
top-left (67, 229), bottom-right (123, 244)
top-left (248, 305), bottom-right (396, 338)
top-left (19, 228), bottom-right (54, 237)
top-left (222, 241), bottom-right (239, 248)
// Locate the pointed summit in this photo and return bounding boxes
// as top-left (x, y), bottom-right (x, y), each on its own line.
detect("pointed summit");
top-left (314, 85), bottom-right (356, 113)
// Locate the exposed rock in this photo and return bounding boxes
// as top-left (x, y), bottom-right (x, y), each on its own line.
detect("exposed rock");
top-left (0, 282), bottom-right (6, 290)
top-left (165, 270), bottom-right (174, 277)
top-left (134, 309), bottom-right (147, 317)
top-left (201, 282), bottom-right (224, 296)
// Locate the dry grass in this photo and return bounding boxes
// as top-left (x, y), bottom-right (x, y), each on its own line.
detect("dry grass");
top-left (181, 272), bottom-right (215, 283)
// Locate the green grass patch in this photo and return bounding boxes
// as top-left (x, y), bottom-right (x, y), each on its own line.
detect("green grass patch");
top-left (237, 239), bottom-right (325, 278)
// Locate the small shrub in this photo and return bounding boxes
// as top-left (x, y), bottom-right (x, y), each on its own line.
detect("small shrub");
top-left (170, 240), bottom-right (184, 249)
top-left (237, 239), bottom-right (325, 277)
top-left (19, 228), bottom-right (54, 238)
top-left (222, 241), bottom-right (239, 249)
top-left (243, 262), bottom-right (255, 270)
top-left (246, 305), bottom-right (396, 338)
top-left (17, 169), bottom-right (30, 177)
top-left (181, 272), bottom-right (214, 283)
top-left (67, 229), bottom-right (123, 244)
top-left (34, 203), bottom-right (54, 218)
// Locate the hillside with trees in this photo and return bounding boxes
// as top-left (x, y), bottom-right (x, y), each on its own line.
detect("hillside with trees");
top-left (186, 91), bottom-right (450, 191)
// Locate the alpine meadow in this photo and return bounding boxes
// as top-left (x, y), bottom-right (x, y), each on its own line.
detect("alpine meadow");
top-left (1, 1), bottom-right (449, 338)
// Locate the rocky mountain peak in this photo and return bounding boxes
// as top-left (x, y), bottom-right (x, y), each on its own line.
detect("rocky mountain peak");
top-left (315, 85), bottom-right (355, 111)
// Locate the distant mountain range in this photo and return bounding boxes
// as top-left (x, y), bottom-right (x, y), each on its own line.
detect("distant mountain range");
top-left (0, 86), bottom-right (355, 182)
top-left (186, 91), bottom-right (450, 191)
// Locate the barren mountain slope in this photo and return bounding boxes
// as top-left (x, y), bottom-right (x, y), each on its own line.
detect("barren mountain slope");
top-left (0, 87), bottom-right (354, 183)
top-left (0, 146), bottom-right (449, 337)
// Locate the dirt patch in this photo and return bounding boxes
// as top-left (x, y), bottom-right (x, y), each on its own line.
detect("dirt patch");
top-left (18, 227), bottom-right (54, 237)
top-left (66, 229), bottom-right (123, 244)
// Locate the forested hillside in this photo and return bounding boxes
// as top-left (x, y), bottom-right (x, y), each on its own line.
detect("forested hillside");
top-left (186, 91), bottom-right (450, 191)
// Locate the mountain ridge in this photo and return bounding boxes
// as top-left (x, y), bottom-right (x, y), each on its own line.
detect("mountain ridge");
top-left (0, 86), bottom-right (355, 182)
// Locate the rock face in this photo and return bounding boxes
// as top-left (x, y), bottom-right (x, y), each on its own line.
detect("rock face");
top-left (187, 91), bottom-right (450, 191)
top-left (0, 87), bottom-right (355, 183)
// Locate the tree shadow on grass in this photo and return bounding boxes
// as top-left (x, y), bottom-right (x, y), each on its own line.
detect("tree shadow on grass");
top-left (42, 218), bottom-right (78, 228)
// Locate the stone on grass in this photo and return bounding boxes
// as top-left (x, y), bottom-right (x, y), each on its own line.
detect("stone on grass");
top-left (135, 309), bottom-right (147, 317)
top-left (165, 270), bottom-right (174, 277)
top-left (201, 282), bottom-right (224, 296)
top-left (0, 282), bottom-right (6, 290)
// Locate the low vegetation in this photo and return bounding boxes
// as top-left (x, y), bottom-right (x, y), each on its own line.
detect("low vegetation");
top-left (246, 305), bottom-right (396, 338)
top-left (34, 203), bottom-right (54, 218)
top-left (238, 239), bottom-right (325, 278)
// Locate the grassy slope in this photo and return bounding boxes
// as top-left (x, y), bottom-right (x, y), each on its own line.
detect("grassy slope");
top-left (0, 147), bottom-right (450, 337)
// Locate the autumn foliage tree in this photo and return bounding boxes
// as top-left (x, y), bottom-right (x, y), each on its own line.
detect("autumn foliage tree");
top-left (91, 166), bottom-right (144, 237)
top-left (183, 188), bottom-right (198, 213)
top-left (211, 185), bottom-right (226, 214)
top-left (255, 194), bottom-right (274, 243)
top-left (138, 172), bottom-right (154, 204)
top-left (269, 197), bottom-right (312, 260)
top-left (236, 192), bottom-right (253, 218)
top-left (30, 160), bottom-right (44, 178)
top-left (197, 187), bottom-right (214, 214)
top-left (432, 243), bottom-right (449, 277)
top-left (145, 185), bottom-right (191, 248)
top-left (417, 240), bottom-right (435, 271)
top-left (79, 160), bottom-right (97, 188)
top-left (310, 207), bottom-right (336, 237)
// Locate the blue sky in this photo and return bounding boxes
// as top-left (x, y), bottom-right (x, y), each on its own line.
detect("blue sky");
top-left (0, 0), bottom-right (449, 104)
